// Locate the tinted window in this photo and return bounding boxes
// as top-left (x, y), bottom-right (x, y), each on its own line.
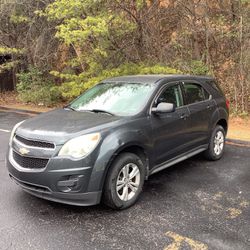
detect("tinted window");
top-left (184, 83), bottom-right (209, 104)
top-left (156, 85), bottom-right (183, 107)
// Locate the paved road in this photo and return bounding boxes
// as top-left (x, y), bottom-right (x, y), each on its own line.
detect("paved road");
top-left (0, 111), bottom-right (249, 250)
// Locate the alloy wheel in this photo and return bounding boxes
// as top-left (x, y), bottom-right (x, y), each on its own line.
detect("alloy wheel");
top-left (213, 130), bottom-right (224, 155)
top-left (116, 163), bottom-right (141, 201)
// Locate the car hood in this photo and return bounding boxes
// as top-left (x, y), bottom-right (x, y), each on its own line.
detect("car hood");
top-left (15, 109), bottom-right (121, 145)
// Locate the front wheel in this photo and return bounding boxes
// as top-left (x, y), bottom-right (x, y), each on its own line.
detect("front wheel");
top-left (102, 153), bottom-right (145, 210)
top-left (204, 125), bottom-right (226, 161)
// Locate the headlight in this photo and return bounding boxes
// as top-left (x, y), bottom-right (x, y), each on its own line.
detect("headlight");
top-left (58, 133), bottom-right (101, 159)
top-left (9, 120), bottom-right (25, 146)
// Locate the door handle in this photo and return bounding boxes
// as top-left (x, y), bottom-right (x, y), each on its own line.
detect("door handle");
top-left (180, 114), bottom-right (188, 119)
top-left (207, 104), bottom-right (212, 109)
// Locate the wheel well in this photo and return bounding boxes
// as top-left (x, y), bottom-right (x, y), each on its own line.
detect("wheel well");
top-left (216, 119), bottom-right (228, 133)
top-left (114, 146), bottom-right (149, 179)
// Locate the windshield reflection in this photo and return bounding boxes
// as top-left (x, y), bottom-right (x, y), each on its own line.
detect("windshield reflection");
top-left (70, 82), bottom-right (155, 116)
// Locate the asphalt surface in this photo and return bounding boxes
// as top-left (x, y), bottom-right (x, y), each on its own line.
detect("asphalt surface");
top-left (0, 110), bottom-right (249, 250)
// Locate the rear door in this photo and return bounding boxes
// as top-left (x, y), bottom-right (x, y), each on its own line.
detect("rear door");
top-left (181, 80), bottom-right (216, 147)
top-left (150, 82), bottom-right (190, 165)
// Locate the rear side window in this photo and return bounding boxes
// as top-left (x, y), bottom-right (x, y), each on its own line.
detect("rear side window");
top-left (183, 83), bottom-right (209, 104)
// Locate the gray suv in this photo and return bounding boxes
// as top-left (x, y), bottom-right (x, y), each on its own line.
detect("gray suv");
top-left (6, 75), bottom-right (229, 209)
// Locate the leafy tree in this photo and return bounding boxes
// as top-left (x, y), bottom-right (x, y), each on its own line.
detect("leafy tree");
top-left (0, 0), bottom-right (249, 112)
top-left (0, 0), bottom-right (58, 87)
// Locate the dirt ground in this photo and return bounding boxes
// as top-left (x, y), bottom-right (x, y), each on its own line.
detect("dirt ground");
top-left (0, 91), bottom-right (57, 112)
top-left (0, 91), bottom-right (249, 141)
top-left (227, 116), bottom-right (250, 141)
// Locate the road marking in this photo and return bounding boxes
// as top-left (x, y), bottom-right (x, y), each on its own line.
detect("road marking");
top-left (195, 190), bottom-right (249, 219)
top-left (227, 208), bottom-right (242, 219)
top-left (0, 128), bottom-right (10, 133)
top-left (239, 201), bottom-right (249, 208)
top-left (165, 231), bottom-right (208, 250)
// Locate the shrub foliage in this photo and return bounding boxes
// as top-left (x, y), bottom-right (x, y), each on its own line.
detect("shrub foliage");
top-left (17, 67), bottom-right (61, 106)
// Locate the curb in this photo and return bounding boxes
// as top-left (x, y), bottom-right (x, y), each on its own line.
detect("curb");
top-left (226, 138), bottom-right (250, 146)
top-left (0, 106), bottom-right (42, 115)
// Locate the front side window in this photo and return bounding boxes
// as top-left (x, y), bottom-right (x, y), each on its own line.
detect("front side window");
top-left (183, 83), bottom-right (209, 104)
top-left (155, 85), bottom-right (183, 108)
top-left (69, 82), bottom-right (155, 116)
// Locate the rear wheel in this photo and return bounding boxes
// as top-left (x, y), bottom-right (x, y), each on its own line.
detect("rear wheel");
top-left (204, 125), bottom-right (225, 161)
top-left (103, 153), bottom-right (145, 209)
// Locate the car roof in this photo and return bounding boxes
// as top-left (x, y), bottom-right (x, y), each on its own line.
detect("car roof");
top-left (102, 74), bottom-right (214, 84)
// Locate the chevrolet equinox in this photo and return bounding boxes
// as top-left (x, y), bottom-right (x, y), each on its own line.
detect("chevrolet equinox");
top-left (7, 75), bottom-right (229, 209)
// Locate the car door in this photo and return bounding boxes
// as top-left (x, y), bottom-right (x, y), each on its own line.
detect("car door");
top-left (182, 80), bottom-right (216, 148)
top-left (150, 82), bottom-right (190, 166)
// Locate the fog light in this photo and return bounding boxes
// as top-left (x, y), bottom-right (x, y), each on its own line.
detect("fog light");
top-left (57, 175), bottom-right (84, 192)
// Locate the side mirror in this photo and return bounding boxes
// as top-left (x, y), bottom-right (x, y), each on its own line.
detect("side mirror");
top-left (152, 102), bottom-right (175, 114)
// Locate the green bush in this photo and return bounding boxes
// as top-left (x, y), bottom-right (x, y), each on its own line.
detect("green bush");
top-left (17, 67), bottom-right (61, 106)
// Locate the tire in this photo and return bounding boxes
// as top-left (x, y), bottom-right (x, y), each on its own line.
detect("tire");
top-left (204, 125), bottom-right (226, 161)
top-left (102, 152), bottom-right (145, 210)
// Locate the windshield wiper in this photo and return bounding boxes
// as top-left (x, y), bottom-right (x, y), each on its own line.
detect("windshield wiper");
top-left (64, 105), bottom-right (76, 111)
top-left (84, 109), bottom-right (114, 116)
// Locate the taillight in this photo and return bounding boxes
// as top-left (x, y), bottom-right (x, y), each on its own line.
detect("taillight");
top-left (226, 99), bottom-right (230, 109)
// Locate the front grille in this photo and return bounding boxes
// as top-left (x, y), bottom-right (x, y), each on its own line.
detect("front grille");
top-left (13, 150), bottom-right (49, 169)
top-left (15, 135), bottom-right (55, 149)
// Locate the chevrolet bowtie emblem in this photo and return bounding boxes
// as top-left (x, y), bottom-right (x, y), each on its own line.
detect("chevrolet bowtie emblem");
top-left (19, 147), bottom-right (30, 155)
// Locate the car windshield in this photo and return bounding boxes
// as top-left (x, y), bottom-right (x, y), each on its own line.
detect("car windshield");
top-left (69, 82), bottom-right (155, 116)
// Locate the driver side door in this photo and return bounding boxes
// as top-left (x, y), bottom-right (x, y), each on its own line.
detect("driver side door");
top-left (150, 82), bottom-right (190, 166)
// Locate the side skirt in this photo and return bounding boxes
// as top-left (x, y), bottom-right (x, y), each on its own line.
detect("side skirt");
top-left (149, 144), bottom-right (208, 176)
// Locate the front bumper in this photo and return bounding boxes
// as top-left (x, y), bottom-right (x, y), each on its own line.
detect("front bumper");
top-left (6, 148), bottom-right (102, 206)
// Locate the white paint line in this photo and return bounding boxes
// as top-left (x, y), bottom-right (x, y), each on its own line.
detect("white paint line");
top-left (0, 128), bottom-right (10, 133)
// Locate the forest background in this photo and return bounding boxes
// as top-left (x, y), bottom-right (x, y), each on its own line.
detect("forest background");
top-left (0, 0), bottom-right (249, 115)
